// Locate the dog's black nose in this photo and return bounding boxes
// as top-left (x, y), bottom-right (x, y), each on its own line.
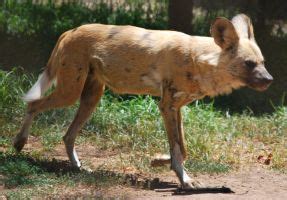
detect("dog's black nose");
top-left (262, 74), bottom-right (273, 85)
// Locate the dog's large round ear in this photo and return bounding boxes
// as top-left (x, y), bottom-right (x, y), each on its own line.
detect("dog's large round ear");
top-left (231, 14), bottom-right (255, 41)
top-left (210, 17), bottom-right (239, 50)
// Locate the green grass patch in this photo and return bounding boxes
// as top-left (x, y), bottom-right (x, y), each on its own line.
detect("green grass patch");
top-left (0, 151), bottom-right (125, 198)
top-left (186, 159), bottom-right (231, 174)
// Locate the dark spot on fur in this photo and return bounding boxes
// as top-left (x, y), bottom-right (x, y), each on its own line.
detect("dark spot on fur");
top-left (163, 80), bottom-right (178, 97)
top-left (226, 46), bottom-right (233, 51)
top-left (168, 87), bottom-right (178, 97)
top-left (220, 38), bottom-right (225, 44)
top-left (142, 32), bottom-right (152, 40)
top-left (183, 56), bottom-right (191, 66)
top-left (125, 68), bottom-right (131, 73)
top-left (62, 62), bottom-right (66, 66)
top-left (89, 64), bottom-right (95, 75)
top-left (108, 27), bottom-right (120, 39)
top-left (167, 80), bottom-right (174, 88)
top-left (72, 28), bottom-right (78, 32)
top-left (149, 63), bottom-right (157, 70)
top-left (140, 73), bottom-right (148, 78)
top-left (174, 50), bottom-right (191, 67)
top-left (177, 57), bottom-right (191, 67)
top-left (163, 79), bottom-right (168, 85)
top-left (77, 75), bottom-right (81, 82)
top-left (78, 67), bottom-right (83, 71)
top-left (226, 45), bottom-right (237, 56)
top-left (186, 72), bottom-right (192, 80)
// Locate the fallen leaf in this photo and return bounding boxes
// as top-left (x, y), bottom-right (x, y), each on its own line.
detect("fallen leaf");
top-left (257, 155), bottom-right (264, 163)
top-left (264, 153), bottom-right (273, 165)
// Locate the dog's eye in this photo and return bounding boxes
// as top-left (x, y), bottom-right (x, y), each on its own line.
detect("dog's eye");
top-left (245, 60), bottom-right (257, 69)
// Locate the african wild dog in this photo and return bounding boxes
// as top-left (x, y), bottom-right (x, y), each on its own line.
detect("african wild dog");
top-left (14, 14), bottom-right (273, 188)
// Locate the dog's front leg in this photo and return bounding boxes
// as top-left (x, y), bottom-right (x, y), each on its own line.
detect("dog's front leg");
top-left (151, 108), bottom-right (187, 167)
top-left (158, 83), bottom-right (202, 189)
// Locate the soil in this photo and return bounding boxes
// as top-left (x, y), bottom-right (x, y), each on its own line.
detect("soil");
top-left (1, 137), bottom-right (287, 199)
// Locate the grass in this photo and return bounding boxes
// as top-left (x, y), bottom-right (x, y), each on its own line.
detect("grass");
top-left (0, 68), bottom-right (287, 197)
top-left (0, 152), bottom-right (125, 199)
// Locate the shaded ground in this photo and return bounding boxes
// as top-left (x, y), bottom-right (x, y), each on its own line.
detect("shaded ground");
top-left (1, 137), bottom-right (287, 199)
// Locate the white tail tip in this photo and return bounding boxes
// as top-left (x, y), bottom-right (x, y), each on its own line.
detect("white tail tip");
top-left (22, 72), bottom-right (51, 103)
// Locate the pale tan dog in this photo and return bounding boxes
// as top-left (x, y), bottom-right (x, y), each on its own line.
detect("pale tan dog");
top-left (14, 14), bottom-right (273, 188)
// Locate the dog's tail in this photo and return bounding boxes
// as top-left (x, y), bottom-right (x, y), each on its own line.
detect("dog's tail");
top-left (23, 31), bottom-right (69, 103)
top-left (22, 70), bottom-right (54, 102)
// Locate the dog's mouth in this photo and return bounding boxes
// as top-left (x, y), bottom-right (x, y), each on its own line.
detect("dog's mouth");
top-left (247, 80), bottom-right (272, 91)
top-left (243, 66), bottom-right (273, 92)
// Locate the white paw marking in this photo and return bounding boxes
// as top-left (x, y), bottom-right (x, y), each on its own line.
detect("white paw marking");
top-left (72, 148), bottom-right (81, 168)
top-left (171, 143), bottom-right (192, 185)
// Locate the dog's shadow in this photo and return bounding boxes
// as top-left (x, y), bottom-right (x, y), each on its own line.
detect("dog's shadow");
top-left (0, 152), bottom-right (234, 195)
top-left (147, 178), bottom-right (234, 195)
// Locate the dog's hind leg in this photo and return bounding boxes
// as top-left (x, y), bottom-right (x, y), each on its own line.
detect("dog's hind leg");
top-left (13, 66), bottom-right (87, 152)
top-left (13, 113), bottom-right (35, 152)
top-left (63, 74), bottom-right (105, 168)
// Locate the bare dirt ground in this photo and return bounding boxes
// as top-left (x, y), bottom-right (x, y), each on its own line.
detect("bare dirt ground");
top-left (1, 137), bottom-right (287, 199)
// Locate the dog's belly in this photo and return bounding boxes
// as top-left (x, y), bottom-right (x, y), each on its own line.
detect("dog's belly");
top-left (101, 71), bottom-right (162, 96)
top-left (108, 82), bottom-right (161, 96)
top-left (94, 63), bottom-right (161, 96)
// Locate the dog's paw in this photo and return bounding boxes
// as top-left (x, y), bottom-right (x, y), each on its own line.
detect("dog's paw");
top-left (13, 136), bottom-right (28, 152)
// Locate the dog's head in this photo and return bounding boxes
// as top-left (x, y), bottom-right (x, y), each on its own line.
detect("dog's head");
top-left (210, 14), bottom-right (273, 91)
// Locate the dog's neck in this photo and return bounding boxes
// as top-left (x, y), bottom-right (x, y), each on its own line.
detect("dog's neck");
top-left (190, 36), bottom-right (244, 97)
